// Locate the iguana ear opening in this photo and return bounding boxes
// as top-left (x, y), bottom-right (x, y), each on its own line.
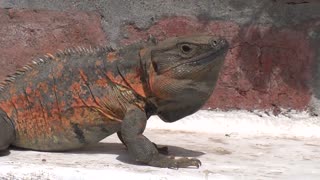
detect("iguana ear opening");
top-left (151, 60), bottom-right (159, 74)
top-left (147, 34), bottom-right (158, 45)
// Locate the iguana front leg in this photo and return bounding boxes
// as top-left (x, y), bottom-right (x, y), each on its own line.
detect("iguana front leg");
top-left (121, 106), bottom-right (201, 168)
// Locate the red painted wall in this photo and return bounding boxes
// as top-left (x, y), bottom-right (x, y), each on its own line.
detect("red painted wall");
top-left (0, 8), bottom-right (318, 112)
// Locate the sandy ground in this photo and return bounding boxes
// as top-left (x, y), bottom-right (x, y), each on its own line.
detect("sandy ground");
top-left (1, 110), bottom-right (320, 180)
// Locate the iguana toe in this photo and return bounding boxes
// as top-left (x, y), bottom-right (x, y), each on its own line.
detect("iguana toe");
top-left (168, 157), bottom-right (202, 169)
top-left (148, 155), bottom-right (202, 169)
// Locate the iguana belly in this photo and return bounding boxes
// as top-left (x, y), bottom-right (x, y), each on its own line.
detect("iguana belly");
top-left (12, 107), bottom-right (121, 151)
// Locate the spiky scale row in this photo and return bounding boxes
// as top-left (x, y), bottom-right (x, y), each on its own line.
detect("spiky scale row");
top-left (55, 46), bottom-right (114, 57)
top-left (0, 46), bottom-right (115, 92)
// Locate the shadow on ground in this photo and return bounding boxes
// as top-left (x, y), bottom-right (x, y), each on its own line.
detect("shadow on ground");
top-left (9, 142), bottom-right (204, 166)
top-left (0, 149), bottom-right (10, 156)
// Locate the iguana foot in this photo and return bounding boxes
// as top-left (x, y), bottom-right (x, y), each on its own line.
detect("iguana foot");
top-left (117, 131), bottom-right (169, 155)
top-left (149, 155), bottom-right (201, 169)
top-left (0, 109), bottom-right (15, 153)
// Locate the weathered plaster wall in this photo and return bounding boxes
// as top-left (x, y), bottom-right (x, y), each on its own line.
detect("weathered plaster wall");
top-left (0, 0), bottom-right (319, 113)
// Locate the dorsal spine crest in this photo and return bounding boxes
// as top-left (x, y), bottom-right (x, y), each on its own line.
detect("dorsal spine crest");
top-left (0, 46), bottom-right (115, 92)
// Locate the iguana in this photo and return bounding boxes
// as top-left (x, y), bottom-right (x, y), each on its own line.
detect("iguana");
top-left (0, 35), bottom-right (228, 168)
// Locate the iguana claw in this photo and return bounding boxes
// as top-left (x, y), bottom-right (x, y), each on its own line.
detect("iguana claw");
top-left (148, 154), bottom-right (202, 169)
top-left (168, 157), bottom-right (202, 169)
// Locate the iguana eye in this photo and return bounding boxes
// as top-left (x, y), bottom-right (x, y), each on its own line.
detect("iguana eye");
top-left (180, 44), bottom-right (193, 54)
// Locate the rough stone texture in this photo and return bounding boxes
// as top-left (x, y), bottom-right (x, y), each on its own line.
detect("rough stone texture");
top-left (1, 0), bottom-right (320, 43)
top-left (213, 24), bottom-right (314, 111)
top-left (0, 0), bottom-right (319, 112)
top-left (0, 8), bottom-right (107, 82)
top-left (310, 20), bottom-right (320, 115)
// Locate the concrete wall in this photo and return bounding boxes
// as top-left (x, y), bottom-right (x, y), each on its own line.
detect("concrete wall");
top-left (0, 0), bottom-right (319, 114)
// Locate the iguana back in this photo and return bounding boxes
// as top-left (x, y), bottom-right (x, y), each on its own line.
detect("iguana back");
top-left (0, 46), bottom-right (144, 150)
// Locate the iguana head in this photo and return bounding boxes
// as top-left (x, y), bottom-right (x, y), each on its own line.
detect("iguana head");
top-left (140, 35), bottom-right (229, 122)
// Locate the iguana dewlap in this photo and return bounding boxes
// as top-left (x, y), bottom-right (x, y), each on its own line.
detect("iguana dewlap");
top-left (0, 35), bottom-right (228, 168)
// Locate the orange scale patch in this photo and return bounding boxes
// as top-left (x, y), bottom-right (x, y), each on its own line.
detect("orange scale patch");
top-left (106, 52), bottom-right (118, 62)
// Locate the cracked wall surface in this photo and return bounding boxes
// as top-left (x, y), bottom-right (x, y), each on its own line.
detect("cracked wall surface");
top-left (0, 0), bottom-right (319, 113)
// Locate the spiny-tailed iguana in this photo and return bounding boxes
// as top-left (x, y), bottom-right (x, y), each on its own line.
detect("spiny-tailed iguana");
top-left (0, 35), bottom-right (228, 168)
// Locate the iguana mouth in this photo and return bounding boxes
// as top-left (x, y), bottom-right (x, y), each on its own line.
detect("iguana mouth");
top-left (187, 38), bottom-right (229, 66)
top-left (186, 46), bottom-right (227, 66)
top-left (182, 38), bottom-right (229, 66)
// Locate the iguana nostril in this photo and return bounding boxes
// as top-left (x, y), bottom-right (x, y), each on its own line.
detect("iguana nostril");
top-left (209, 38), bottom-right (222, 47)
top-left (210, 38), bottom-right (228, 49)
top-left (211, 40), bottom-right (218, 47)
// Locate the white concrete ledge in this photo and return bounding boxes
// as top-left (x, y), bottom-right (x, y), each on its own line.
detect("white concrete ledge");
top-left (1, 110), bottom-right (320, 179)
top-left (148, 110), bottom-right (320, 138)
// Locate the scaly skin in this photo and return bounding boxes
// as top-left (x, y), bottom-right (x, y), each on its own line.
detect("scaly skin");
top-left (0, 35), bottom-right (228, 168)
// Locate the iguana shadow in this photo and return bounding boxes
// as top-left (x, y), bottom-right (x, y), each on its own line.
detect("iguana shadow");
top-left (10, 142), bottom-right (204, 165)
top-left (72, 142), bottom-right (205, 165)
top-left (70, 142), bottom-right (203, 156)
top-left (0, 149), bottom-right (10, 156)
